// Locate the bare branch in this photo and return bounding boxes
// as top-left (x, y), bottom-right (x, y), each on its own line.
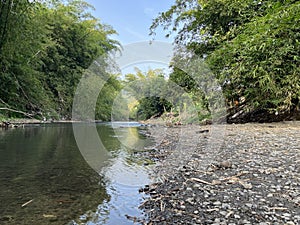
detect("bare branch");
top-left (0, 107), bottom-right (34, 118)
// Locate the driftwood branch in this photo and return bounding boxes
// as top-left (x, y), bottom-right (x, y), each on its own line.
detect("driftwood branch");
top-left (21, 199), bottom-right (34, 207)
top-left (0, 107), bottom-right (34, 118)
top-left (189, 177), bottom-right (213, 185)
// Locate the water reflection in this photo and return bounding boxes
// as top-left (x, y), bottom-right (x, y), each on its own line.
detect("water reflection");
top-left (0, 123), bottom-right (153, 225)
top-left (0, 125), bottom-right (108, 225)
top-left (72, 123), bottom-right (153, 225)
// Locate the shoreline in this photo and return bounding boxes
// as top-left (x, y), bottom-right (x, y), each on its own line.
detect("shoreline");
top-left (0, 119), bottom-right (78, 128)
top-left (0, 118), bottom-right (150, 128)
top-left (0, 119), bottom-right (108, 128)
top-left (139, 122), bottom-right (300, 224)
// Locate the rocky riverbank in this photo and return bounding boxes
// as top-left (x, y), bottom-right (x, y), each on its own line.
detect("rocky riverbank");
top-left (138, 122), bottom-right (300, 224)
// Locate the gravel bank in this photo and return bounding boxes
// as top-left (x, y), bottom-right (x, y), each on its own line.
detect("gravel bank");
top-left (139, 122), bottom-right (300, 224)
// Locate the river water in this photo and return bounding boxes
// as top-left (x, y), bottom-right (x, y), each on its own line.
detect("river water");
top-left (0, 122), bottom-right (153, 224)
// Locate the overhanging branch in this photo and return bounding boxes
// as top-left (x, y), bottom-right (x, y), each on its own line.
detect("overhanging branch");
top-left (0, 107), bottom-right (34, 118)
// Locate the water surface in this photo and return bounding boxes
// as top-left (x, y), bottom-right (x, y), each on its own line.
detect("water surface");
top-left (0, 123), bottom-right (153, 224)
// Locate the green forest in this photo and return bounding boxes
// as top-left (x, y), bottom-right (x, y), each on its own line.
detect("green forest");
top-left (0, 0), bottom-right (299, 123)
top-left (152, 0), bottom-right (300, 123)
top-left (0, 0), bottom-right (120, 121)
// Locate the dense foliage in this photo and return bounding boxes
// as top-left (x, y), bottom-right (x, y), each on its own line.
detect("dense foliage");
top-left (2, 0), bottom-right (299, 123)
top-left (151, 0), bottom-right (300, 122)
top-left (124, 68), bottom-right (172, 120)
top-left (0, 0), bottom-right (120, 120)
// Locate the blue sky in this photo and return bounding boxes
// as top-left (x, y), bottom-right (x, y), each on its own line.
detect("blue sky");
top-left (85, 0), bottom-right (175, 44)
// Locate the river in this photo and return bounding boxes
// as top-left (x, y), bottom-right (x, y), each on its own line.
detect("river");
top-left (0, 122), bottom-right (153, 224)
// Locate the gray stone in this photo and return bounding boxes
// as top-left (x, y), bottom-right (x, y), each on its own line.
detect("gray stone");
top-left (213, 201), bottom-right (222, 206)
top-left (234, 214), bottom-right (241, 219)
top-left (245, 203), bottom-right (252, 208)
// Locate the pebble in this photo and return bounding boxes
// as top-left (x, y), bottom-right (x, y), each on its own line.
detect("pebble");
top-left (221, 203), bottom-right (230, 209)
top-left (282, 213), bottom-right (291, 218)
top-left (213, 201), bottom-right (222, 206)
top-left (219, 211), bottom-right (227, 216)
top-left (234, 214), bottom-right (241, 219)
top-left (245, 203), bottom-right (252, 208)
top-left (186, 198), bottom-right (194, 205)
top-left (193, 184), bottom-right (201, 188)
top-left (139, 123), bottom-right (300, 225)
top-left (285, 222), bottom-right (295, 225)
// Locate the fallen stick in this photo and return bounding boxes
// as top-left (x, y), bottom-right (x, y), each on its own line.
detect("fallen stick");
top-left (21, 199), bottom-right (33, 207)
top-left (226, 211), bottom-right (234, 218)
top-left (268, 207), bottom-right (288, 211)
top-left (43, 214), bottom-right (56, 218)
top-left (220, 171), bottom-right (248, 181)
top-left (206, 208), bottom-right (219, 212)
top-left (0, 107), bottom-right (34, 118)
top-left (190, 177), bottom-right (213, 185)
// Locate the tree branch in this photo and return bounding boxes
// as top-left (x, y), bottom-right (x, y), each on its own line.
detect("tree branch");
top-left (0, 98), bottom-right (10, 107)
top-left (0, 107), bottom-right (34, 118)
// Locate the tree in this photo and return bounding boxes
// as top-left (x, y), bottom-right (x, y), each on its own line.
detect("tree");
top-left (124, 68), bottom-right (172, 120)
top-left (208, 2), bottom-right (300, 122)
top-left (0, 0), bottom-right (53, 117)
top-left (151, 0), bottom-right (300, 122)
top-left (0, 0), bottom-right (121, 120)
top-left (38, 0), bottom-right (120, 118)
top-left (96, 75), bottom-right (125, 121)
top-left (169, 67), bottom-right (210, 120)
